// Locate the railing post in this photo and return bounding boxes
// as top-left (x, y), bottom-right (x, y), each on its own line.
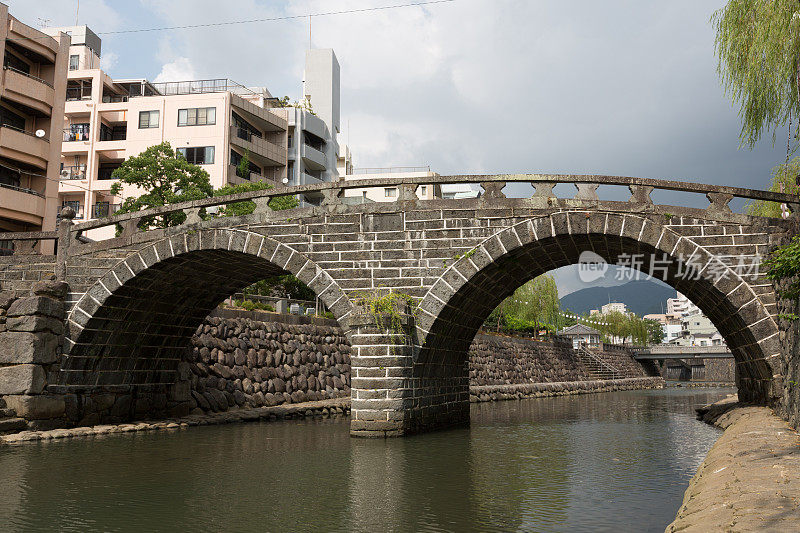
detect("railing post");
top-left (480, 181), bottom-right (506, 199)
top-left (55, 207), bottom-right (75, 280)
top-left (252, 195), bottom-right (271, 215)
top-left (706, 192), bottom-right (733, 214)
top-left (628, 185), bottom-right (654, 205)
top-left (321, 187), bottom-right (342, 207)
top-left (574, 183), bottom-right (600, 201)
top-left (398, 183), bottom-right (417, 202)
top-left (184, 207), bottom-right (202, 224)
top-left (119, 216), bottom-right (140, 238)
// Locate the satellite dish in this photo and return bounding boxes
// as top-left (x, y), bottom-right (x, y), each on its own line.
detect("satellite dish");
top-left (35, 129), bottom-right (46, 138)
top-left (281, 177), bottom-right (289, 184)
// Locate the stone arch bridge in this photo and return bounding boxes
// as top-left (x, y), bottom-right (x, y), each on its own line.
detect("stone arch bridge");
top-left (1, 174), bottom-right (796, 436)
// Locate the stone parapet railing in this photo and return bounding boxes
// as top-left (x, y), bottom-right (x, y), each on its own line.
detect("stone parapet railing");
top-left (1, 173), bottom-right (797, 258)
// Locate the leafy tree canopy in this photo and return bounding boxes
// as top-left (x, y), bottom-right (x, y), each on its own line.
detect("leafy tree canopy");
top-left (484, 275), bottom-right (565, 334)
top-left (746, 156), bottom-right (800, 217)
top-left (713, 0), bottom-right (800, 148)
top-left (110, 142), bottom-right (213, 228)
top-left (214, 180), bottom-right (298, 217)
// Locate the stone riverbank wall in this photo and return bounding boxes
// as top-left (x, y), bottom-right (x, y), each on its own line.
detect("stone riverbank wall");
top-left (666, 397), bottom-right (800, 532)
top-left (1, 297), bottom-right (656, 431)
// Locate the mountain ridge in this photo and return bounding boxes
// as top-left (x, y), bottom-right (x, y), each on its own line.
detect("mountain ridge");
top-left (559, 280), bottom-right (675, 316)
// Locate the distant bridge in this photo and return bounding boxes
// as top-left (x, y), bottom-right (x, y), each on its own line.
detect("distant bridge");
top-left (632, 345), bottom-right (734, 360)
top-left (0, 173), bottom-right (795, 436)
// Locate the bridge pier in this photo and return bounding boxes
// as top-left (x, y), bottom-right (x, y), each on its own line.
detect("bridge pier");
top-left (348, 312), bottom-right (469, 437)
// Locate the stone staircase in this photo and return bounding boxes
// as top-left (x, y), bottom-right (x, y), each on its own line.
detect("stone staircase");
top-left (576, 346), bottom-right (622, 380)
top-left (0, 397), bottom-right (26, 434)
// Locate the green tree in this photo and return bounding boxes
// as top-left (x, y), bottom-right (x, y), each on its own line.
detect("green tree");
top-left (236, 149), bottom-right (251, 179)
top-left (483, 274), bottom-right (563, 334)
top-left (746, 157), bottom-right (800, 217)
top-left (645, 319), bottom-right (665, 345)
top-left (214, 180), bottom-right (298, 217)
top-left (110, 142), bottom-right (213, 228)
top-left (712, 1), bottom-right (800, 149)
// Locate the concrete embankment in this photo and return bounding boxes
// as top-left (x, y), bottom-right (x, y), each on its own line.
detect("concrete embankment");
top-left (666, 397), bottom-right (800, 532)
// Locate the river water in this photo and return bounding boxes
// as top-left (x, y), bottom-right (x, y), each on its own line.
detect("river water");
top-left (0, 387), bottom-right (732, 532)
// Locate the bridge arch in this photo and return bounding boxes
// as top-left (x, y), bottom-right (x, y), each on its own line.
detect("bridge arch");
top-left (413, 211), bottom-right (780, 419)
top-left (60, 228), bottom-right (355, 388)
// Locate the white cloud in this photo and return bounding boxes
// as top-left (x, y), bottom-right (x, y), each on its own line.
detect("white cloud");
top-left (153, 57), bottom-right (197, 83)
top-left (99, 50), bottom-right (118, 71)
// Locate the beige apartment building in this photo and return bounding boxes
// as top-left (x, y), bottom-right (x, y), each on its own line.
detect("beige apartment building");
top-left (45, 26), bottom-right (287, 226)
top-left (342, 166), bottom-right (441, 203)
top-left (0, 4), bottom-right (68, 252)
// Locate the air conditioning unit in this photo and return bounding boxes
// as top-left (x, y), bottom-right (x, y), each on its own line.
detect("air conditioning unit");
top-left (60, 169), bottom-right (72, 179)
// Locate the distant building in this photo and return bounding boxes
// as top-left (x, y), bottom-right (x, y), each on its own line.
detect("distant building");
top-left (601, 302), bottom-right (627, 315)
top-left (558, 323), bottom-right (601, 349)
top-left (643, 312), bottom-right (683, 344)
top-left (342, 166), bottom-right (441, 203)
top-left (441, 183), bottom-right (480, 199)
top-left (42, 24), bottom-right (344, 235)
top-left (666, 291), bottom-right (699, 317)
top-left (0, 4), bottom-right (70, 253)
top-left (669, 311), bottom-right (725, 347)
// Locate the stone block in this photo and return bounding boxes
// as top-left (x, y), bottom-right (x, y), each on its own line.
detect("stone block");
top-left (0, 331), bottom-right (60, 364)
top-left (0, 364), bottom-right (46, 394)
top-left (0, 291), bottom-right (15, 310)
top-left (6, 315), bottom-right (64, 335)
top-left (4, 394), bottom-right (65, 419)
top-left (7, 296), bottom-right (65, 319)
top-left (32, 280), bottom-right (69, 299)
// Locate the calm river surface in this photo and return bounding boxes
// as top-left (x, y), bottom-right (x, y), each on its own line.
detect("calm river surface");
top-left (0, 387), bottom-right (732, 532)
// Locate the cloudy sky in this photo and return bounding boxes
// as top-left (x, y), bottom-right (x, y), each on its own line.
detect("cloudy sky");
top-left (9, 0), bottom-right (788, 295)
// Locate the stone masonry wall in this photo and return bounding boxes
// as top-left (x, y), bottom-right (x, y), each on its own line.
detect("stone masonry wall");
top-left (469, 334), bottom-right (592, 385)
top-left (0, 305), bottom-right (655, 430)
top-left (186, 313), bottom-right (351, 415)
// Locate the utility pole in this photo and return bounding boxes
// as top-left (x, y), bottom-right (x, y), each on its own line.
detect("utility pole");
top-left (76, 0), bottom-right (80, 25)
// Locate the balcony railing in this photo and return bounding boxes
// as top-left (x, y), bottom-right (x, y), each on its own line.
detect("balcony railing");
top-left (63, 128), bottom-right (90, 142)
top-left (1, 123), bottom-right (49, 142)
top-left (59, 165), bottom-right (87, 180)
top-left (101, 95), bottom-right (129, 103)
top-left (152, 78), bottom-right (262, 97)
top-left (92, 203), bottom-right (120, 218)
top-left (3, 65), bottom-right (54, 88)
top-left (66, 87), bottom-right (92, 101)
top-left (0, 181), bottom-right (44, 198)
top-left (352, 166), bottom-right (431, 175)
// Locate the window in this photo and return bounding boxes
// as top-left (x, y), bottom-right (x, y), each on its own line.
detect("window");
top-left (420, 186), bottom-right (427, 196)
top-left (138, 110), bottom-right (159, 129)
top-left (178, 107), bottom-right (216, 126)
top-left (385, 187), bottom-right (397, 198)
top-left (69, 55), bottom-right (79, 71)
top-left (177, 146), bottom-right (215, 165)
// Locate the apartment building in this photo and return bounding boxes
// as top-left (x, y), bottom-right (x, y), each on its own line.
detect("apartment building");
top-left (44, 25), bottom-right (288, 224)
top-left (666, 291), bottom-right (700, 317)
top-left (287, 48), bottom-right (341, 200)
top-left (0, 4), bottom-right (69, 252)
top-left (43, 26), bottom-right (343, 227)
top-left (342, 166), bottom-right (441, 203)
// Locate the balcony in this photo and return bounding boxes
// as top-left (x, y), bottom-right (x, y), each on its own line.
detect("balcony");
top-left (230, 126), bottom-right (286, 166)
top-left (0, 125), bottom-right (50, 170)
top-left (8, 18), bottom-right (59, 64)
top-left (2, 66), bottom-right (55, 116)
top-left (301, 143), bottom-right (327, 171)
top-left (63, 128), bottom-right (90, 142)
top-left (59, 165), bottom-right (87, 180)
top-left (0, 183), bottom-right (46, 226)
top-left (91, 202), bottom-right (120, 219)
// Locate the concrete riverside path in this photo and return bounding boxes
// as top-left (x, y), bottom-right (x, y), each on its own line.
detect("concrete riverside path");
top-left (0, 173), bottom-right (797, 436)
top-left (667, 397), bottom-right (800, 532)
